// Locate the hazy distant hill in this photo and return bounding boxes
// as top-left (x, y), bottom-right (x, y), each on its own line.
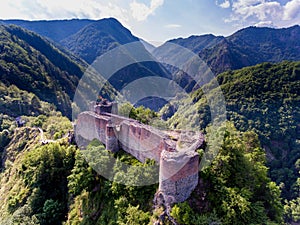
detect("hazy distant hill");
top-left (0, 19), bottom-right (94, 43)
top-left (166, 34), bottom-right (224, 54)
top-left (154, 25), bottom-right (300, 75)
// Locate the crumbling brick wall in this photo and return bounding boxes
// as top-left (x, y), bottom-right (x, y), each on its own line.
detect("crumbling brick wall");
top-left (159, 150), bottom-right (199, 203)
top-left (76, 109), bottom-right (203, 203)
top-left (116, 119), bottom-right (168, 163)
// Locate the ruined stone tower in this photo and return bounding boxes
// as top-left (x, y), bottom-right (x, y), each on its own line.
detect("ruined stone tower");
top-left (159, 150), bottom-right (199, 203)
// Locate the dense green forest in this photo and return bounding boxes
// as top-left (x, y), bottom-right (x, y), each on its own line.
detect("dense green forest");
top-left (0, 111), bottom-right (285, 224)
top-left (0, 24), bottom-right (121, 118)
top-left (164, 60), bottom-right (300, 223)
top-left (0, 20), bottom-right (299, 224)
top-left (0, 25), bottom-right (83, 117)
top-left (0, 59), bottom-right (299, 224)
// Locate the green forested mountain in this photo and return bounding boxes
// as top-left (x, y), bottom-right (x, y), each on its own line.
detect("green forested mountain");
top-left (60, 18), bottom-right (171, 111)
top-left (0, 17), bottom-right (141, 60)
top-left (3, 19), bottom-right (300, 77)
top-left (1, 18), bottom-right (150, 64)
top-left (0, 18), bottom-right (299, 224)
top-left (60, 18), bottom-right (140, 64)
top-left (154, 25), bottom-right (300, 75)
top-left (0, 25), bottom-right (85, 117)
top-left (0, 24), bottom-right (121, 119)
top-left (2, 18), bottom-right (171, 109)
top-left (164, 61), bottom-right (300, 221)
top-left (200, 25), bottom-right (300, 74)
top-left (59, 18), bottom-right (171, 101)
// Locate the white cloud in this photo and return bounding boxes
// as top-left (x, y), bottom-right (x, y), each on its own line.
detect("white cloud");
top-left (130, 0), bottom-right (164, 21)
top-left (165, 24), bottom-right (182, 28)
top-left (231, 0), bottom-right (282, 21)
top-left (151, 0), bottom-right (164, 9)
top-left (0, 0), bottom-right (25, 19)
top-left (221, 0), bottom-right (300, 27)
top-left (254, 20), bottom-right (275, 27)
top-left (216, 0), bottom-right (231, 8)
top-left (283, 0), bottom-right (300, 20)
top-left (0, 0), bottom-right (129, 24)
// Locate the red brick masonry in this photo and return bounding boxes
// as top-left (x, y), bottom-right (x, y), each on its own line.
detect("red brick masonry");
top-left (76, 106), bottom-right (204, 202)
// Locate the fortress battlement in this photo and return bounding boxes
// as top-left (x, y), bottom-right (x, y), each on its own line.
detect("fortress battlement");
top-left (76, 100), bottom-right (204, 203)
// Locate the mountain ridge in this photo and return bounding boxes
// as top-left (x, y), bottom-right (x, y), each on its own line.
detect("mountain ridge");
top-left (0, 19), bottom-right (299, 224)
top-left (60, 18), bottom-right (140, 63)
top-left (155, 25), bottom-right (300, 75)
top-left (0, 18), bottom-right (94, 43)
top-left (3, 18), bottom-right (299, 79)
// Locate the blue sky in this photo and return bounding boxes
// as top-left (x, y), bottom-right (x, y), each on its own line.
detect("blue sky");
top-left (0, 0), bottom-right (299, 45)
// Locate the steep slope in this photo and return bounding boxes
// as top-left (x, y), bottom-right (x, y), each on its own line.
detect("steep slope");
top-left (227, 25), bottom-right (300, 62)
top-left (60, 18), bottom-right (171, 110)
top-left (199, 38), bottom-right (253, 74)
top-left (1, 18), bottom-right (171, 112)
top-left (154, 25), bottom-right (300, 75)
top-left (200, 25), bottom-right (300, 74)
top-left (0, 81), bottom-right (54, 118)
top-left (164, 61), bottom-right (300, 199)
top-left (60, 18), bottom-right (139, 64)
top-left (0, 25), bottom-right (85, 117)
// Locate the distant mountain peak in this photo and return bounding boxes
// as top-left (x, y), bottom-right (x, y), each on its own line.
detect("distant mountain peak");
top-left (154, 25), bottom-right (300, 75)
top-left (59, 18), bottom-right (139, 63)
top-left (231, 24), bottom-right (300, 37)
top-left (95, 17), bottom-right (122, 24)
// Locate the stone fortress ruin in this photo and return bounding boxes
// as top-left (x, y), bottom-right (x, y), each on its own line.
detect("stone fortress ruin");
top-left (75, 99), bottom-right (204, 203)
